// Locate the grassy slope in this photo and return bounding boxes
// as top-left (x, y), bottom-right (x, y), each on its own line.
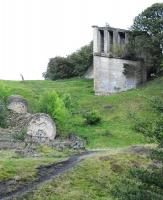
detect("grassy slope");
top-left (0, 147), bottom-right (73, 181)
top-left (0, 78), bottom-right (162, 199)
top-left (0, 77), bottom-right (163, 148)
top-left (22, 150), bottom-right (151, 200)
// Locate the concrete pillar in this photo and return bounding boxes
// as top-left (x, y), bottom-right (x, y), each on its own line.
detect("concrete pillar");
top-left (117, 32), bottom-right (121, 45)
top-left (113, 30), bottom-right (118, 46)
top-left (125, 32), bottom-right (129, 44)
top-left (104, 30), bottom-right (110, 55)
top-left (93, 26), bottom-right (100, 54)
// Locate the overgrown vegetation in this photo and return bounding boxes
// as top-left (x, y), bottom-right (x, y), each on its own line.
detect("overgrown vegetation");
top-left (111, 96), bottom-right (163, 199)
top-left (0, 76), bottom-right (163, 148)
top-left (0, 98), bottom-right (8, 128)
top-left (126, 3), bottom-right (163, 74)
top-left (83, 110), bottom-right (101, 125)
top-left (43, 42), bottom-right (93, 80)
top-left (22, 150), bottom-right (151, 200)
top-left (39, 91), bottom-right (71, 135)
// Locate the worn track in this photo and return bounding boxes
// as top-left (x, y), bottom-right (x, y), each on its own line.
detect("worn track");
top-left (0, 145), bottom-right (151, 200)
top-left (0, 151), bottom-right (95, 200)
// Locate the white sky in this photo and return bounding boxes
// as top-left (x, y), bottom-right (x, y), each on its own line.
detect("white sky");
top-left (0, 0), bottom-right (161, 80)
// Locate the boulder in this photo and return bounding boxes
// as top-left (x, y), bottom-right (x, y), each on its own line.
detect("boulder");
top-left (8, 95), bottom-right (28, 114)
top-left (27, 113), bottom-right (56, 142)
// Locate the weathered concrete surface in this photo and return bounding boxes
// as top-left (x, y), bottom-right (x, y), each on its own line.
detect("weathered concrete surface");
top-left (94, 56), bottom-right (146, 95)
top-left (92, 26), bottom-right (129, 57)
top-left (84, 66), bottom-right (94, 79)
top-left (7, 95), bottom-right (28, 113)
top-left (27, 113), bottom-right (56, 142)
top-left (92, 26), bottom-right (147, 95)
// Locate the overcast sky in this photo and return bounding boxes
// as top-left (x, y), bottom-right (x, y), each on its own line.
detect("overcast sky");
top-left (0, 0), bottom-right (161, 80)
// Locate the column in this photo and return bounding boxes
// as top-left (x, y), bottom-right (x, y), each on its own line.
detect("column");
top-left (113, 30), bottom-right (118, 46)
top-left (104, 30), bottom-right (110, 55)
top-left (92, 26), bottom-right (100, 54)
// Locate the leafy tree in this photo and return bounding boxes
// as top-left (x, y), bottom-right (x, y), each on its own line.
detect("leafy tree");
top-left (126, 3), bottom-right (163, 74)
top-left (131, 3), bottom-right (163, 51)
top-left (43, 42), bottom-right (93, 80)
top-left (43, 56), bottom-right (74, 80)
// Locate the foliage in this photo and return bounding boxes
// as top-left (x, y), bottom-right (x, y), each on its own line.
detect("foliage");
top-left (83, 110), bottom-right (101, 125)
top-left (131, 3), bottom-right (163, 51)
top-left (111, 44), bottom-right (125, 58)
top-left (0, 82), bottom-right (11, 102)
top-left (39, 91), bottom-right (70, 132)
top-left (123, 63), bottom-right (137, 77)
top-left (43, 42), bottom-right (93, 80)
top-left (112, 95), bottom-right (163, 199)
top-left (129, 3), bottom-right (163, 72)
top-left (133, 96), bottom-right (163, 145)
top-left (0, 77), bottom-right (163, 148)
top-left (59, 93), bottom-right (73, 109)
top-left (13, 128), bottom-right (27, 141)
top-left (43, 56), bottom-right (74, 80)
top-left (149, 96), bottom-right (163, 113)
top-left (0, 98), bottom-right (8, 128)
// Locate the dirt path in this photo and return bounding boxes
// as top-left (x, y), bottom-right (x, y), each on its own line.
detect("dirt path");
top-left (0, 145), bottom-right (152, 200)
top-left (0, 151), bottom-right (97, 200)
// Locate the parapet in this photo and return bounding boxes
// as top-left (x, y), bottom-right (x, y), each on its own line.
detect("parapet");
top-left (92, 26), bottom-right (129, 58)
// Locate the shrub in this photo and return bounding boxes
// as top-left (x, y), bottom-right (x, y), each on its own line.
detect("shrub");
top-left (149, 96), bottom-right (163, 113)
top-left (59, 93), bottom-right (73, 109)
top-left (134, 118), bottom-right (153, 136)
top-left (83, 110), bottom-right (101, 125)
top-left (39, 91), bottom-right (70, 129)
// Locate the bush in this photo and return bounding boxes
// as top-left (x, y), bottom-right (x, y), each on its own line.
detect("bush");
top-left (39, 91), bottom-right (70, 129)
top-left (83, 110), bottom-right (101, 125)
top-left (149, 96), bottom-right (163, 113)
top-left (59, 93), bottom-right (73, 109)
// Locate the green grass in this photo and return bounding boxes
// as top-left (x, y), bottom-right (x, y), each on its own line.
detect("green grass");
top-left (22, 150), bottom-right (151, 200)
top-left (0, 148), bottom-right (71, 181)
top-left (0, 77), bottom-right (163, 148)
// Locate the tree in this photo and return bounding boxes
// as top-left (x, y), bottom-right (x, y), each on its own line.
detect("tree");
top-left (132, 3), bottom-right (163, 51)
top-left (128, 3), bottom-right (163, 73)
top-left (43, 42), bottom-right (93, 80)
top-left (43, 56), bottom-right (74, 80)
top-left (68, 41), bottom-right (93, 76)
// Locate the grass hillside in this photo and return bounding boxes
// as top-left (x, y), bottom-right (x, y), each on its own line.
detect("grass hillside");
top-left (22, 147), bottom-right (152, 200)
top-left (0, 77), bottom-right (163, 148)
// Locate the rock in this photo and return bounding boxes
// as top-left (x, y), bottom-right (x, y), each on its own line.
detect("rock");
top-left (103, 104), bottom-right (113, 109)
top-left (27, 113), bottom-right (56, 143)
top-left (7, 95), bottom-right (28, 114)
top-left (69, 133), bottom-right (85, 149)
